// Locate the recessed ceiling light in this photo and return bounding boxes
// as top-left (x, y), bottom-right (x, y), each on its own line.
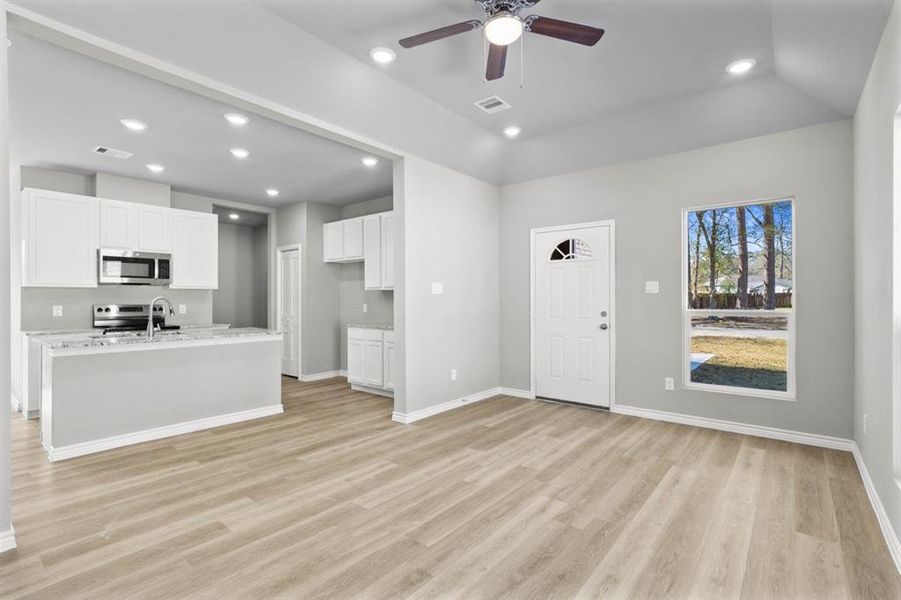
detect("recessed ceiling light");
top-left (145, 163), bottom-right (165, 173)
top-left (230, 148), bottom-right (250, 159)
top-left (503, 125), bottom-right (522, 139)
top-left (369, 47), bottom-right (396, 64)
top-left (266, 189), bottom-right (279, 197)
top-left (224, 112), bottom-right (249, 126)
top-left (120, 119), bottom-right (148, 131)
top-left (229, 213), bottom-right (240, 220)
top-left (484, 12), bottom-right (524, 46)
top-left (361, 156), bottom-right (379, 167)
top-left (726, 58), bottom-right (756, 75)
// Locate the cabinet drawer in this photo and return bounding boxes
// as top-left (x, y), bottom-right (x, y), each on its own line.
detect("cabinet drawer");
top-left (363, 329), bottom-right (384, 342)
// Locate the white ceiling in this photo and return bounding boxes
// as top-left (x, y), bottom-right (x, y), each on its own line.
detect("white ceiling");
top-left (8, 31), bottom-right (394, 207)
top-left (261, 0), bottom-right (891, 141)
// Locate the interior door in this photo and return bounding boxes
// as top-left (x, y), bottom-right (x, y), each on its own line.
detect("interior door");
top-left (534, 224), bottom-right (612, 407)
top-left (279, 248), bottom-right (300, 377)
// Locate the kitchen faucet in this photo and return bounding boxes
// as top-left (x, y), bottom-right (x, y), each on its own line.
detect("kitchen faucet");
top-left (147, 296), bottom-right (176, 340)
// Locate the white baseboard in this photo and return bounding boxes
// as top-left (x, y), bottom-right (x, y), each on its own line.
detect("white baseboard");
top-left (497, 387), bottom-right (533, 399)
top-left (0, 527), bottom-right (16, 554)
top-left (46, 404), bottom-right (284, 462)
top-left (852, 444), bottom-right (901, 574)
top-left (611, 404), bottom-right (854, 451)
top-left (392, 387), bottom-right (502, 424)
top-left (299, 370), bottom-right (347, 382)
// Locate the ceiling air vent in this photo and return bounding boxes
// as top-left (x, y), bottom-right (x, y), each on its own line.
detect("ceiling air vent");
top-left (474, 95), bottom-right (511, 114)
top-left (92, 146), bottom-right (133, 160)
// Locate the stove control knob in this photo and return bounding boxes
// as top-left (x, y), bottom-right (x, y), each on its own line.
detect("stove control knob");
top-left (104, 307), bottom-right (111, 313)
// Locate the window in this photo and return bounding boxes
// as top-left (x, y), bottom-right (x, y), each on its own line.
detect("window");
top-left (684, 198), bottom-right (795, 399)
top-left (549, 238), bottom-right (593, 261)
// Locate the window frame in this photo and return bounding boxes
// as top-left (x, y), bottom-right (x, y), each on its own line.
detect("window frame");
top-left (681, 196), bottom-right (797, 401)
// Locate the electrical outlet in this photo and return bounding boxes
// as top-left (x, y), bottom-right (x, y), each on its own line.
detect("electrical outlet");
top-left (645, 281), bottom-right (660, 294)
top-left (450, 368), bottom-right (457, 381)
top-left (431, 282), bottom-right (444, 295)
top-left (863, 413), bottom-right (868, 434)
top-left (51, 305), bottom-right (63, 317)
top-left (179, 304), bottom-right (187, 315)
top-left (363, 303), bottom-right (368, 313)
top-left (664, 377), bottom-right (674, 391)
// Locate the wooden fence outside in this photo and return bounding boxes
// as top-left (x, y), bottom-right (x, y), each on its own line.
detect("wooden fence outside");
top-left (690, 292), bottom-right (792, 310)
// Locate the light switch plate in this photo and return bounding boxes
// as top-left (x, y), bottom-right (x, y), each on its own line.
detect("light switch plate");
top-left (179, 304), bottom-right (187, 315)
top-left (450, 369), bottom-right (457, 381)
top-left (645, 281), bottom-right (660, 294)
top-left (431, 282), bottom-right (444, 295)
top-left (52, 305), bottom-right (63, 317)
top-left (363, 303), bottom-right (368, 313)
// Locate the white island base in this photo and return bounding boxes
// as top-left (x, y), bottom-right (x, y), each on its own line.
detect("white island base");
top-left (39, 332), bottom-right (283, 461)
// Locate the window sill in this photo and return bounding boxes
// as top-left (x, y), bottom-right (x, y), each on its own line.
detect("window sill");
top-left (684, 382), bottom-right (796, 402)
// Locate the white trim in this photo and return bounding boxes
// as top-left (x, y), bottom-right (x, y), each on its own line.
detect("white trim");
top-left (497, 387), bottom-right (534, 399)
top-left (681, 197), bottom-right (797, 401)
top-left (10, 393), bottom-right (20, 412)
top-left (0, 527), bottom-right (16, 554)
top-left (530, 219), bottom-right (616, 409)
top-left (276, 244), bottom-right (302, 378)
top-left (611, 404), bottom-right (854, 451)
top-left (45, 404), bottom-right (284, 462)
top-left (392, 387), bottom-right (501, 424)
top-left (298, 370), bottom-right (347, 383)
top-left (350, 384), bottom-right (394, 398)
top-left (892, 109), bottom-right (901, 492)
top-left (852, 443), bottom-right (901, 574)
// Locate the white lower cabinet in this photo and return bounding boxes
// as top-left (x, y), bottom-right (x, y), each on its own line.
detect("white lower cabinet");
top-left (347, 327), bottom-right (394, 394)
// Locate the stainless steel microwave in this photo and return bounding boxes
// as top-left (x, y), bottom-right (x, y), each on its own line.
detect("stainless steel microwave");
top-left (98, 249), bottom-right (171, 285)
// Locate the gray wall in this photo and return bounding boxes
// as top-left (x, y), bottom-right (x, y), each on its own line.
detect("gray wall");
top-left (853, 1), bottom-right (900, 552)
top-left (401, 157), bottom-right (499, 414)
top-left (213, 222), bottom-right (267, 328)
top-left (500, 120), bottom-right (854, 439)
top-left (21, 166), bottom-right (93, 195)
top-left (94, 172), bottom-right (169, 206)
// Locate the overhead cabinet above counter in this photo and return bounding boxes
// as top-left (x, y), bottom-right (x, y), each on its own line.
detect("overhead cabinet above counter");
top-left (324, 211), bottom-right (395, 291)
top-left (21, 187), bottom-right (218, 289)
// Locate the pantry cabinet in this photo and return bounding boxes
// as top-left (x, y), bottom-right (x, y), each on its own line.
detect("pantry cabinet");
top-left (170, 209), bottom-right (218, 289)
top-left (22, 188), bottom-right (99, 287)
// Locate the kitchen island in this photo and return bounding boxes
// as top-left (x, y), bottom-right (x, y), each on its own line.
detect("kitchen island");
top-left (33, 327), bottom-right (283, 461)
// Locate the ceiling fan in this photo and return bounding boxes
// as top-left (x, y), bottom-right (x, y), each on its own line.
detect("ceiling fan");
top-left (399, 0), bottom-right (605, 81)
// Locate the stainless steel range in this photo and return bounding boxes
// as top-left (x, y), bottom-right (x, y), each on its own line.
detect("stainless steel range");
top-left (92, 303), bottom-right (174, 333)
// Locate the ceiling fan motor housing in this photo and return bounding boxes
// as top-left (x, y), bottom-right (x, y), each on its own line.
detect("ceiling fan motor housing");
top-left (477, 0), bottom-right (540, 17)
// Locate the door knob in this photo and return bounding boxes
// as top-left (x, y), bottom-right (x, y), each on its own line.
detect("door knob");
top-left (599, 324), bottom-right (608, 330)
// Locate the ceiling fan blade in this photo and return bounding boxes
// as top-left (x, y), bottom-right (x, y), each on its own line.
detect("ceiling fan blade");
top-left (486, 43), bottom-right (508, 81)
top-left (526, 16), bottom-right (604, 46)
top-left (399, 20), bottom-right (481, 48)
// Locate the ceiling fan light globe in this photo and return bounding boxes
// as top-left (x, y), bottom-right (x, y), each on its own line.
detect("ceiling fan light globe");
top-left (483, 13), bottom-right (523, 46)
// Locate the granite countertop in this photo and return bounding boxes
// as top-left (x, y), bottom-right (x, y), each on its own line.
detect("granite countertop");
top-left (22, 323), bottom-right (232, 336)
top-left (33, 327), bottom-right (280, 351)
top-left (346, 323), bottom-right (394, 330)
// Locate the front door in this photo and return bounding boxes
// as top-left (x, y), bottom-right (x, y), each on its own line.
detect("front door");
top-left (534, 224), bottom-right (613, 407)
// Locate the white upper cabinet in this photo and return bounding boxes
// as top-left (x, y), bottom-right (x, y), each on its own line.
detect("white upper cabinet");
top-left (99, 199), bottom-right (172, 253)
top-left (99, 198), bottom-right (138, 249)
top-left (137, 205), bottom-right (173, 253)
top-left (380, 212), bottom-right (395, 290)
top-left (363, 215), bottom-right (381, 289)
top-left (23, 188), bottom-right (99, 287)
top-left (170, 209), bottom-right (218, 289)
top-left (323, 217), bottom-right (364, 263)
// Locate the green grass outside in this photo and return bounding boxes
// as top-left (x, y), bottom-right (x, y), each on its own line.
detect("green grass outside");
top-left (690, 335), bottom-right (787, 392)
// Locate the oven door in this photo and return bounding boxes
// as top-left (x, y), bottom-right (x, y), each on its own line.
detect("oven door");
top-left (98, 249), bottom-right (169, 285)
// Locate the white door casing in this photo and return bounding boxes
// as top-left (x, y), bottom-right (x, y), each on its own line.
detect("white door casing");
top-left (532, 222), bottom-right (615, 408)
top-left (277, 246), bottom-right (301, 377)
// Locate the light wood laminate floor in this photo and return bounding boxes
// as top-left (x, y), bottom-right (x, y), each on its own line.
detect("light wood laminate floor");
top-left (1, 377), bottom-right (898, 599)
